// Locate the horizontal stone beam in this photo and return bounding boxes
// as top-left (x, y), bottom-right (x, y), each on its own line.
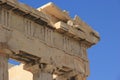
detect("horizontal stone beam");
top-left (0, 0), bottom-right (100, 45)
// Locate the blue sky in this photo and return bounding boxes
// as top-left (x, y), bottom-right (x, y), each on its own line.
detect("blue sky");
top-left (15, 0), bottom-right (120, 80)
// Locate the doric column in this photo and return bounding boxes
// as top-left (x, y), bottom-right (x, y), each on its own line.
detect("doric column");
top-left (24, 63), bottom-right (54, 80)
top-left (34, 72), bottom-right (53, 80)
top-left (0, 42), bottom-right (12, 80)
top-left (0, 52), bottom-right (9, 80)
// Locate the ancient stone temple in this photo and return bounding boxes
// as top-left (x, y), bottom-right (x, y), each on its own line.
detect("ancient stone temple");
top-left (0, 0), bottom-right (100, 80)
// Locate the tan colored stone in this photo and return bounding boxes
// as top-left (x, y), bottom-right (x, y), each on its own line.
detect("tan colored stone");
top-left (0, 53), bottom-right (9, 80)
top-left (0, 1), bottom-right (100, 80)
top-left (38, 2), bottom-right (71, 22)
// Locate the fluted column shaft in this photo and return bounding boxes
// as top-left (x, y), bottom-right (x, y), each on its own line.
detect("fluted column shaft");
top-left (0, 53), bottom-right (9, 80)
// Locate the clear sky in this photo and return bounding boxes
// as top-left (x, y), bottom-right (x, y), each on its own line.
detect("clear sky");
top-left (14, 0), bottom-right (120, 80)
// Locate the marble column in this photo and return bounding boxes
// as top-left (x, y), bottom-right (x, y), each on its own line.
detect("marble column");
top-left (33, 71), bottom-right (53, 80)
top-left (24, 64), bottom-right (53, 80)
top-left (0, 53), bottom-right (9, 80)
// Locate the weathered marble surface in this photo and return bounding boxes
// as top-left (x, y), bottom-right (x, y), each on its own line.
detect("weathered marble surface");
top-left (0, 53), bottom-right (8, 80)
top-left (0, 0), bottom-right (100, 80)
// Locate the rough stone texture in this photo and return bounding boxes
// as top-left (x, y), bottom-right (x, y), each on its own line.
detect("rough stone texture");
top-left (0, 0), bottom-right (100, 80)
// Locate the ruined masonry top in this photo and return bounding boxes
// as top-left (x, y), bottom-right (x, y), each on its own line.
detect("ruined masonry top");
top-left (0, 0), bottom-right (100, 47)
top-left (0, 0), bottom-right (100, 80)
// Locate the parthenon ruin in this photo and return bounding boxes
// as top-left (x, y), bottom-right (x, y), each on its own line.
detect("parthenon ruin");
top-left (0, 0), bottom-right (100, 80)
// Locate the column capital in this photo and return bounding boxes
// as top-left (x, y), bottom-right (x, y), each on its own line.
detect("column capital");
top-left (24, 63), bottom-right (54, 80)
top-left (24, 63), bottom-right (40, 74)
top-left (24, 63), bottom-right (55, 74)
top-left (0, 51), bottom-right (9, 80)
top-left (0, 49), bottom-right (13, 57)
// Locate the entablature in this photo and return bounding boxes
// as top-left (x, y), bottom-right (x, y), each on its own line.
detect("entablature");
top-left (0, 0), bottom-right (100, 47)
